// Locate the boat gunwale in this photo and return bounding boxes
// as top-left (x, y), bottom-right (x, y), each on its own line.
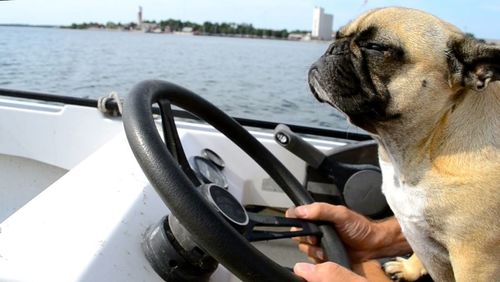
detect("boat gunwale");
top-left (0, 87), bottom-right (372, 141)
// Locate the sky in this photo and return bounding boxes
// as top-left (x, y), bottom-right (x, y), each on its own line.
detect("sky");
top-left (1, 0), bottom-right (499, 39)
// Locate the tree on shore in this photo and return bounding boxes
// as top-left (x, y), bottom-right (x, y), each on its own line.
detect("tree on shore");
top-left (66, 18), bottom-right (299, 39)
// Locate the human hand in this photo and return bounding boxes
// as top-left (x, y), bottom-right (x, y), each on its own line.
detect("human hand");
top-left (286, 203), bottom-right (410, 263)
top-left (294, 260), bottom-right (391, 282)
top-left (293, 262), bottom-right (367, 282)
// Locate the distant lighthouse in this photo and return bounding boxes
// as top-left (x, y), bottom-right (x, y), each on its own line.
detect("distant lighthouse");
top-left (138, 6), bottom-right (143, 27)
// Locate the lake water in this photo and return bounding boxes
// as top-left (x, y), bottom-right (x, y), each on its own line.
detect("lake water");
top-left (0, 26), bottom-right (355, 131)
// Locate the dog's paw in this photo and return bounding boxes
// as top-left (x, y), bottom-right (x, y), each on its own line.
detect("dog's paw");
top-left (384, 257), bottom-right (428, 281)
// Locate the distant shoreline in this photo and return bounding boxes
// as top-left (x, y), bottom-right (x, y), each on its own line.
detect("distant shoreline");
top-left (0, 23), bottom-right (59, 28)
top-left (2, 24), bottom-right (498, 45)
top-left (0, 24), bottom-right (325, 42)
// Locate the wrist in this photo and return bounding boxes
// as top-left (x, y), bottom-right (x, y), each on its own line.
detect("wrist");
top-left (372, 217), bottom-right (411, 258)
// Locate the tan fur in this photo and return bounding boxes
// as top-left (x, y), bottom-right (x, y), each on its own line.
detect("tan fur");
top-left (328, 7), bottom-right (500, 282)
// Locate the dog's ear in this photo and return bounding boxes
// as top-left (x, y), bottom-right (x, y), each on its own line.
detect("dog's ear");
top-left (447, 36), bottom-right (500, 91)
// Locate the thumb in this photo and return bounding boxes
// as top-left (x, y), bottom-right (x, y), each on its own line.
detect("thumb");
top-left (294, 262), bottom-right (367, 282)
top-left (294, 263), bottom-right (316, 280)
top-left (288, 203), bottom-right (353, 223)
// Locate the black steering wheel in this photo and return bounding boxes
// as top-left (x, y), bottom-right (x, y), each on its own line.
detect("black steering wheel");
top-left (123, 80), bottom-right (350, 281)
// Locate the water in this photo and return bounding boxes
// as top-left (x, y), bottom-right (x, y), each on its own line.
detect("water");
top-left (0, 26), bottom-right (354, 131)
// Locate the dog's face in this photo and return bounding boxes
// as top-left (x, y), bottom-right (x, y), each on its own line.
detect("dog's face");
top-left (309, 7), bottom-right (500, 133)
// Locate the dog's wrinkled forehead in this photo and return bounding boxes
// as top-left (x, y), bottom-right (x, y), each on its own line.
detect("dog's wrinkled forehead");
top-left (338, 7), bottom-right (462, 61)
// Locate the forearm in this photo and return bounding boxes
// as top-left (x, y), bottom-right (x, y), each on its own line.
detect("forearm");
top-left (372, 217), bottom-right (412, 258)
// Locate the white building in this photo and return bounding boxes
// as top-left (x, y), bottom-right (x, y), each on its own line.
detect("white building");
top-left (312, 7), bottom-right (333, 41)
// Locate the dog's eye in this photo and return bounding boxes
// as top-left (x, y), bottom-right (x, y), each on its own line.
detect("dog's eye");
top-left (364, 43), bottom-right (388, 52)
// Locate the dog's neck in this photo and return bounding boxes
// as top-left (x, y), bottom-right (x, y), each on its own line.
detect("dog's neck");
top-left (374, 83), bottom-right (500, 185)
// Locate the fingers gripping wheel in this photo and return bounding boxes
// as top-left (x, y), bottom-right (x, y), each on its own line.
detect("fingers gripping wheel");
top-left (123, 80), bottom-right (350, 281)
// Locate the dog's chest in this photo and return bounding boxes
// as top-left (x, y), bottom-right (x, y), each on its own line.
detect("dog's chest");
top-left (379, 160), bottom-right (434, 250)
top-left (379, 160), bottom-right (427, 222)
top-left (379, 159), bottom-right (454, 279)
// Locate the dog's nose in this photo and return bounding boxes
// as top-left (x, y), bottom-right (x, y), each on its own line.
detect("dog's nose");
top-left (326, 39), bottom-right (349, 56)
top-left (309, 62), bottom-right (319, 74)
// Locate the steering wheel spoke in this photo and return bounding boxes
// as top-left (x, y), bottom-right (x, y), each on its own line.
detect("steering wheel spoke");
top-left (245, 212), bottom-right (322, 242)
top-left (157, 99), bottom-right (201, 186)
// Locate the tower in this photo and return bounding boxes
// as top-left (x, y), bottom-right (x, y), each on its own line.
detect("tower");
top-left (312, 7), bottom-right (333, 41)
top-left (138, 6), bottom-right (143, 27)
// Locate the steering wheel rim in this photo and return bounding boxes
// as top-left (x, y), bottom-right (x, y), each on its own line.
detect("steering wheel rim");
top-left (123, 80), bottom-right (350, 281)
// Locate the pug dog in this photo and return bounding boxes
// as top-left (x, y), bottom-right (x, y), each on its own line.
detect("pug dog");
top-left (309, 7), bottom-right (499, 282)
